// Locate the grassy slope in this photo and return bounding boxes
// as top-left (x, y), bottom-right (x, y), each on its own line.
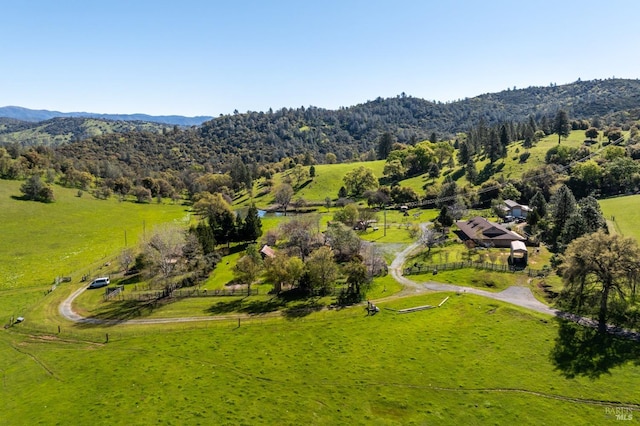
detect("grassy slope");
top-left (250, 130), bottom-right (605, 207)
top-left (0, 180), bottom-right (189, 290)
top-left (3, 293), bottom-right (639, 424)
top-left (600, 194), bottom-right (640, 241)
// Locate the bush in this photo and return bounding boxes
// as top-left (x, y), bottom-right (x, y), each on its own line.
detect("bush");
top-left (519, 152), bottom-right (531, 163)
top-left (20, 175), bottom-right (54, 202)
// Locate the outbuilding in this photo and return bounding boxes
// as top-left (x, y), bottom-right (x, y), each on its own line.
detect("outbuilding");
top-left (510, 240), bottom-right (528, 266)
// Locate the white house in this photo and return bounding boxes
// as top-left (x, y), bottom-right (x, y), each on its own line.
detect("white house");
top-left (504, 199), bottom-right (531, 219)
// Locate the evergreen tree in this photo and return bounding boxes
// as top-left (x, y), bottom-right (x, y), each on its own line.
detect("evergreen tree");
top-left (523, 125), bottom-right (534, 148)
top-left (560, 213), bottom-right (588, 247)
top-left (499, 124), bottom-right (510, 152)
top-left (377, 132), bottom-right (394, 160)
top-left (242, 204), bottom-right (263, 242)
top-left (229, 157), bottom-right (252, 191)
top-left (487, 128), bottom-right (501, 163)
top-left (528, 115), bottom-right (537, 132)
top-left (550, 185), bottom-right (577, 246)
top-left (211, 210), bottom-right (236, 248)
top-left (437, 206), bottom-right (454, 228)
top-left (465, 158), bottom-right (478, 184)
top-left (554, 110), bottom-right (570, 144)
top-left (234, 213), bottom-right (244, 243)
top-left (578, 196), bottom-right (607, 233)
top-left (457, 141), bottom-right (470, 164)
top-left (20, 174), bottom-right (54, 202)
top-left (529, 191), bottom-right (547, 219)
top-left (194, 221), bottom-right (216, 254)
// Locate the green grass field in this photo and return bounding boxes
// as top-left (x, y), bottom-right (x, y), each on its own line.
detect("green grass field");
top-left (3, 292), bottom-right (639, 424)
top-left (296, 160), bottom-right (386, 203)
top-left (600, 194), bottom-right (640, 241)
top-left (0, 180), bottom-right (189, 290)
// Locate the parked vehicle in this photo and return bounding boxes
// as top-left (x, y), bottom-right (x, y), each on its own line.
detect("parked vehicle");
top-left (88, 277), bottom-right (110, 289)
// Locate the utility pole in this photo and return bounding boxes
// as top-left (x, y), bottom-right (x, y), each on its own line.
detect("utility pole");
top-left (383, 206), bottom-right (387, 237)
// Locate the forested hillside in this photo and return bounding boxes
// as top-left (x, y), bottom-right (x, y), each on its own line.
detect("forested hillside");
top-left (47, 79), bottom-right (640, 169)
top-left (1, 78), bottom-right (639, 165)
top-left (0, 117), bottom-right (170, 146)
top-left (1, 78), bottom-right (639, 188)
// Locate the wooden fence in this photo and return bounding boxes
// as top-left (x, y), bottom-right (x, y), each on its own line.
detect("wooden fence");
top-left (403, 261), bottom-right (546, 277)
top-left (103, 285), bottom-right (124, 301)
top-left (114, 287), bottom-right (260, 301)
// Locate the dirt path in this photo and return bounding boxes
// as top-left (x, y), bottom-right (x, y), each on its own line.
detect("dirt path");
top-left (57, 227), bottom-right (638, 340)
top-left (387, 231), bottom-right (558, 315)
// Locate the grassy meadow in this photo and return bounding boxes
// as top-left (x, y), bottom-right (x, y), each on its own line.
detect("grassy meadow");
top-left (0, 180), bottom-right (189, 290)
top-left (244, 129), bottom-right (613, 209)
top-left (600, 194), bottom-right (640, 241)
top-left (3, 293), bottom-right (640, 424)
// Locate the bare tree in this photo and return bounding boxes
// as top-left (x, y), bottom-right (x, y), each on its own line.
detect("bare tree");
top-left (144, 224), bottom-right (186, 279)
top-left (419, 226), bottom-right (440, 254)
top-left (119, 248), bottom-right (135, 274)
top-left (274, 184), bottom-right (294, 215)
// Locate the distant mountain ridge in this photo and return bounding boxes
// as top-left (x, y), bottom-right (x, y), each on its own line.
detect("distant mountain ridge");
top-left (3, 78), bottom-right (640, 158)
top-left (0, 106), bottom-right (212, 126)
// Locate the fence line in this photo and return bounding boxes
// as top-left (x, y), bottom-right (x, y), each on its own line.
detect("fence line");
top-left (112, 287), bottom-right (260, 301)
top-left (104, 285), bottom-right (124, 301)
top-left (403, 261), bottom-right (545, 277)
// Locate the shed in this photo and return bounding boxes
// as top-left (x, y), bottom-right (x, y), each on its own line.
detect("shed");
top-left (510, 240), bottom-right (528, 266)
top-left (259, 244), bottom-right (276, 259)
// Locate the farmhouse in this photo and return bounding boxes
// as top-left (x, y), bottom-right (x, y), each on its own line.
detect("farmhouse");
top-left (503, 199), bottom-right (531, 219)
top-left (456, 216), bottom-right (525, 248)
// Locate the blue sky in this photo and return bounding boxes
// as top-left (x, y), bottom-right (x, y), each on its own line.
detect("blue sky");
top-left (2, 0), bottom-right (639, 116)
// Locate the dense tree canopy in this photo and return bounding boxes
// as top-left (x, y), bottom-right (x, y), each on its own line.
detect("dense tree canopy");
top-left (560, 231), bottom-right (640, 332)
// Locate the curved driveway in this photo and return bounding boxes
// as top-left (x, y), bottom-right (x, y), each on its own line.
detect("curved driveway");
top-left (60, 228), bottom-right (639, 341)
top-left (388, 238), bottom-right (559, 316)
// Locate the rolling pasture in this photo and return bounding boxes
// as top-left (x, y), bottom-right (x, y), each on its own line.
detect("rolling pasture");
top-left (0, 180), bottom-right (189, 290)
top-left (3, 293), bottom-right (639, 424)
top-left (2, 130), bottom-right (640, 424)
top-left (600, 194), bottom-right (640, 241)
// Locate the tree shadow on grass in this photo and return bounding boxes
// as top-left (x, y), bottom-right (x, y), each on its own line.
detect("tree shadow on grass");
top-left (204, 298), bottom-right (244, 315)
top-left (241, 298), bottom-right (285, 315)
top-left (550, 319), bottom-right (640, 379)
top-left (282, 299), bottom-right (324, 319)
top-left (75, 299), bottom-right (171, 328)
top-left (204, 297), bottom-right (285, 316)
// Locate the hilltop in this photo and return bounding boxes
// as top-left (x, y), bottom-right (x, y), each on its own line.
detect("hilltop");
top-left (2, 79), bottom-right (639, 158)
top-left (0, 105), bottom-right (213, 126)
top-left (44, 78), bottom-right (640, 166)
top-left (0, 117), bottom-right (171, 146)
